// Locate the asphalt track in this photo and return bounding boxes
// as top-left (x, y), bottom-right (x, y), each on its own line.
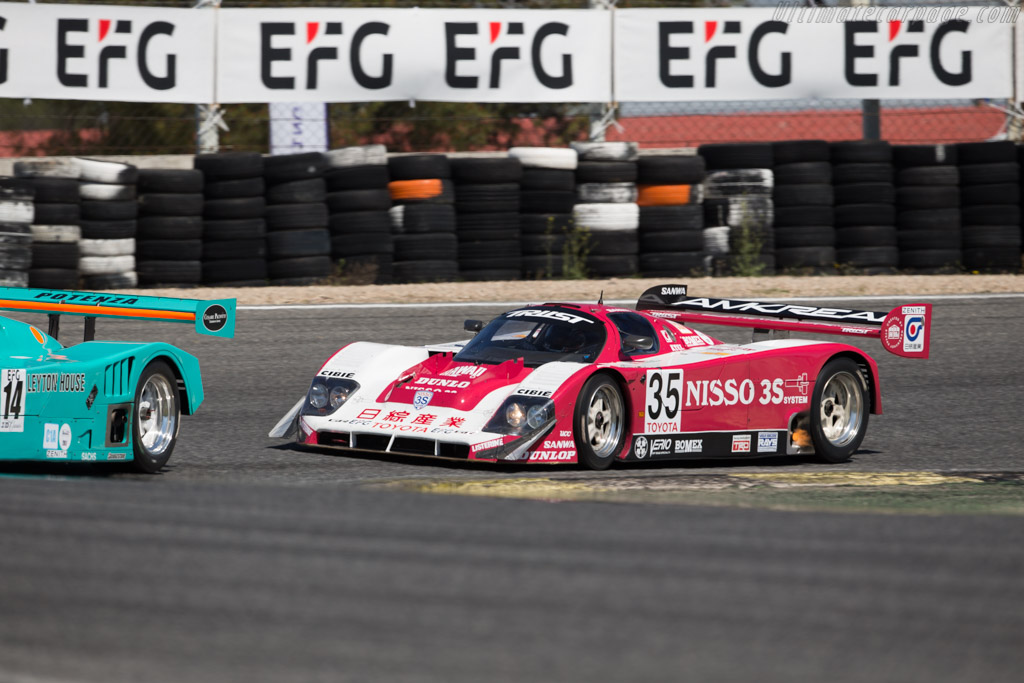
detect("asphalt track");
top-left (1, 295), bottom-right (1023, 683)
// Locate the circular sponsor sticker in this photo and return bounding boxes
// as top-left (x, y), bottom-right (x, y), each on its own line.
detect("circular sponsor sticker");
top-left (202, 304), bottom-right (228, 332)
top-left (58, 423), bottom-right (72, 451)
top-left (634, 436), bottom-right (648, 459)
top-left (882, 319), bottom-right (902, 351)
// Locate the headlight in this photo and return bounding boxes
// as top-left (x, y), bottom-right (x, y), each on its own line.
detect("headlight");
top-left (485, 396), bottom-right (555, 435)
top-left (302, 377), bottom-right (360, 416)
top-left (506, 402), bottom-right (525, 428)
top-left (309, 383), bottom-right (328, 409)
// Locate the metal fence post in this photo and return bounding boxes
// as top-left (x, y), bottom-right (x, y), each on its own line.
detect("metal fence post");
top-left (195, 0), bottom-right (222, 154)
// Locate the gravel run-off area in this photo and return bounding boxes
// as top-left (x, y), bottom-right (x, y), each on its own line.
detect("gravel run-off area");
top-left (130, 274), bottom-right (1024, 306)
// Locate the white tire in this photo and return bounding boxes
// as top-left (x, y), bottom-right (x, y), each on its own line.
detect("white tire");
top-left (73, 158), bottom-right (138, 184)
top-left (726, 197), bottom-right (774, 228)
top-left (79, 255), bottom-right (135, 275)
top-left (31, 224), bottom-right (81, 243)
top-left (13, 159), bottom-right (80, 179)
top-left (0, 200), bottom-right (34, 224)
top-left (79, 183), bottom-right (136, 201)
top-left (388, 205), bottom-right (405, 230)
top-left (0, 271), bottom-right (29, 287)
top-left (570, 141), bottom-right (639, 162)
top-left (80, 238), bottom-right (135, 257)
top-left (572, 203), bottom-right (640, 232)
top-left (324, 144), bottom-right (388, 168)
top-left (689, 184), bottom-right (705, 205)
top-left (508, 147), bottom-right (578, 170)
top-left (703, 226), bottom-right (731, 255)
top-left (576, 182), bottom-right (638, 204)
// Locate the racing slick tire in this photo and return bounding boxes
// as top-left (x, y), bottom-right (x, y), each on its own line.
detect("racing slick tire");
top-left (810, 358), bottom-right (869, 464)
top-left (131, 360), bottom-right (181, 474)
top-left (574, 374), bottom-right (627, 471)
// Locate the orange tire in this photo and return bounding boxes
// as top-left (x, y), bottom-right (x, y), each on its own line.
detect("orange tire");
top-left (388, 178), bottom-right (444, 200)
top-left (637, 184), bottom-right (692, 206)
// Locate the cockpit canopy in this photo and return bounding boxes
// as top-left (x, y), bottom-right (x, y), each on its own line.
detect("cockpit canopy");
top-left (454, 307), bottom-right (607, 367)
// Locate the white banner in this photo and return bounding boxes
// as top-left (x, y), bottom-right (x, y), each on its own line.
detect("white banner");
top-left (0, 2), bottom-right (214, 103)
top-left (614, 7), bottom-right (1013, 101)
top-left (269, 102), bottom-right (328, 155)
top-left (216, 8), bottom-right (611, 104)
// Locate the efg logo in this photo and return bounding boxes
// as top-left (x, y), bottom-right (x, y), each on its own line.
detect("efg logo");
top-left (445, 21), bottom-right (573, 89)
top-left (202, 304), bottom-right (228, 332)
top-left (57, 17), bottom-right (178, 90)
top-left (845, 20), bottom-right (971, 86)
top-left (659, 19), bottom-right (791, 88)
top-left (260, 21), bottom-right (392, 90)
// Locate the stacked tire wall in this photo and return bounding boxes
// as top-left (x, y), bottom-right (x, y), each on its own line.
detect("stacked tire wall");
top-left (570, 142), bottom-right (640, 278)
top-left (513, 146), bottom-right (578, 279)
top-left (197, 152), bottom-right (267, 287)
top-left (452, 156), bottom-right (522, 281)
top-left (0, 177), bottom-right (35, 288)
top-left (700, 143), bottom-right (775, 274)
top-left (771, 140), bottom-right (835, 273)
top-left (324, 145), bottom-right (393, 284)
top-left (832, 141), bottom-right (898, 273)
top-left (75, 158), bottom-right (139, 289)
top-left (957, 141), bottom-right (1020, 273)
top-left (15, 160), bottom-right (79, 290)
top-left (263, 152), bottom-right (332, 285)
top-left (893, 144), bottom-right (960, 273)
top-left (136, 169), bottom-right (205, 287)
top-left (636, 154), bottom-right (706, 277)
top-left (388, 154), bottom-right (458, 283)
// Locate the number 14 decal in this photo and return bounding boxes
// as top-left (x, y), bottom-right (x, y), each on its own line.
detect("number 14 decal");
top-left (1, 368), bottom-right (26, 433)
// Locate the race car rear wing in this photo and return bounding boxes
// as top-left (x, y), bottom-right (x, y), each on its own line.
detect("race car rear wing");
top-left (636, 284), bottom-right (930, 359)
top-left (0, 287), bottom-right (236, 341)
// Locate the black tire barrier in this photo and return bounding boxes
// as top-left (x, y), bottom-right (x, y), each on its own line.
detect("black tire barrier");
top-left (203, 218), bottom-right (266, 242)
top-left (962, 247), bottom-right (1022, 271)
top-left (896, 166), bottom-right (959, 186)
top-left (265, 203), bottom-right (329, 231)
top-left (138, 169), bottom-right (204, 194)
top-left (575, 161), bottom-right (638, 184)
top-left (81, 200), bottom-right (139, 221)
top-left (773, 162), bottom-right (832, 185)
top-left (203, 197), bottom-right (266, 220)
top-left (450, 157), bottom-right (523, 184)
top-left (836, 246), bottom-right (899, 267)
top-left (960, 183), bottom-right (1019, 206)
top-left (266, 228), bottom-right (331, 259)
top-left (457, 212), bottom-right (520, 234)
top-left (388, 154), bottom-right (452, 181)
top-left (266, 178), bottom-right (327, 204)
top-left (138, 193), bottom-right (205, 217)
top-left (204, 177), bottom-right (266, 199)
top-left (897, 208), bottom-right (961, 231)
top-left (892, 144), bottom-right (958, 167)
top-left (958, 163), bottom-right (1019, 186)
top-left (522, 254), bottom-right (565, 277)
top-left (26, 178), bottom-right (80, 204)
top-left (454, 184), bottom-right (521, 213)
top-left (639, 229), bottom-right (704, 252)
top-left (267, 255), bottom-right (332, 280)
top-left (956, 141), bottom-right (1016, 165)
top-left (388, 204), bottom-right (456, 234)
top-left (830, 140), bottom-right (892, 164)
top-left (899, 248), bottom-right (962, 269)
top-left (392, 259), bottom-right (459, 282)
top-left (833, 183), bottom-right (895, 205)
top-left (331, 232), bottom-right (394, 257)
top-left (776, 205), bottom-right (835, 227)
top-left (775, 246), bottom-right (837, 268)
top-left (587, 254), bottom-right (639, 276)
top-left (327, 189), bottom-right (392, 213)
top-left (263, 152), bottom-right (328, 184)
top-left (774, 226), bottom-right (837, 248)
top-left (520, 190), bottom-right (575, 214)
top-left (522, 232), bottom-right (567, 256)
top-left (137, 260), bottom-right (202, 285)
top-left (962, 205), bottom-right (1021, 226)
top-left (203, 238), bottom-right (266, 261)
top-left (832, 163), bottom-right (894, 184)
top-left (771, 140), bottom-right (830, 164)
top-left (137, 215), bottom-right (204, 241)
top-left (395, 233), bottom-right (457, 261)
top-left (637, 155), bottom-right (706, 185)
top-left (698, 143), bottom-right (773, 170)
top-left (836, 225), bottom-right (898, 247)
top-left (82, 272), bottom-right (138, 289)
top-left (639, 251), bottom-right (706, 277)
top-left (30, 242), bottom-right (79, 269)
top-left (638, 205), bottom-right (703, 232)
top-left (136, 239), bottom-right (203, 261)
top-left (834, 203), bottom-right (895, 227)
top-left (330, 210), bottom-right (393, 237)
top-left (28, 268), bottom-right (79, 289)
top-left (194, 152), bottom-right (264, 180)
top-left (460, 268), bottom-right (522, 282)
top-left (325, 165), bottom-right (391, 191)
top-left (897, 229), bottom-right (963, 250)
top-left (961, 225), bottom-right (1022, 249)
top-left (80, 220), bottom-right (137, 240)
top-left (520, 168), bottom-right (575, 191)
top-left (895, 186), bottom-right (961, 210)
top-left (519, 213), bottom-right (573, 235)
top-left (773, 184), bottom-right (833, 207)
top-left (33, 203), bottom-right (80, 225)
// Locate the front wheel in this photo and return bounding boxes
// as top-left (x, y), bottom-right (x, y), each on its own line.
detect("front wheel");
top-left (574, 374), bottom-right (626, 471)
top-left (810, 358), bottom-right (868, 464)
top-left (131, 360), bottom-right (180, 473)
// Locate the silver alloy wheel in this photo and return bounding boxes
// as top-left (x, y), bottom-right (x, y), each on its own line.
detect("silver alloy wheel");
top-left (819, 371), bottom-right (864, 447)
top-left (586, 384), bottom-right (624, 459)
top-left (137, 373), bottom-right (177, 455)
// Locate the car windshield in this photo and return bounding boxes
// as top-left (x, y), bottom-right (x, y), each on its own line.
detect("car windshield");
top-left (454, 308), bottom-right (607, 367)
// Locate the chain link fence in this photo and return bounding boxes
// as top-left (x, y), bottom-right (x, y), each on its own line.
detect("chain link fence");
top-left (1, 0), bottom-right (1015, 155)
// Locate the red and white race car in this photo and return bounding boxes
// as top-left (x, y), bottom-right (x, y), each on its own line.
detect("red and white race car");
top-left (271, 285), bottom-right (931, 469)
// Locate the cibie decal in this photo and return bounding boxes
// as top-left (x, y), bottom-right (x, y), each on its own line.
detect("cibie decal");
top-left (634, 435), bottom-right (648, 459)
top-left (412, 390), bottom-right (433, 410)
top-left (903, 315), bottom-right (925, 353)
top-left (731, 434), bottom-right (751, 453)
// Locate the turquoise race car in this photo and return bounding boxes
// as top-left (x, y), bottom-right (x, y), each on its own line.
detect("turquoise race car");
top-left (0, 287), bottom-right (235, 472)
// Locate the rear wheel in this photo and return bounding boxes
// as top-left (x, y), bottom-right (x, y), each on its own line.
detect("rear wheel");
top-left (810, 358), bottom-right (869, 463)
top-left (132, 361), bottom-right (180, 473)
top-left (574, 375), bottom-right (626, 470)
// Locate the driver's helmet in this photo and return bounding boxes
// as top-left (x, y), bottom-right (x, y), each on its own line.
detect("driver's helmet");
top-left (538, 323), bottom-right (586, 353)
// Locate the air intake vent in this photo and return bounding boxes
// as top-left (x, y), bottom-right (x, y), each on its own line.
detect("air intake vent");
top-left (104, 358), bottom-right (133, 398)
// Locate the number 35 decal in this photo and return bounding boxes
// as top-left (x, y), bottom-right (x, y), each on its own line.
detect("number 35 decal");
top-left (645, 369), bottom-right (682, 433)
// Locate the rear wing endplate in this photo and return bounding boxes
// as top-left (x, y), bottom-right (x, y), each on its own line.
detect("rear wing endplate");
top-left (0, 287), bottom-right (236, 341)
top-left (637, 284), bottom-right (930, 359)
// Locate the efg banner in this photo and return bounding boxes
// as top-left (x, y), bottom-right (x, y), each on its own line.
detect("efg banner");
top-left (215, 8), bottom-right (612, 104)
top-left (0, 2), bottom-right (214, 103)
top-left (614, 7), bottom-right (1014, 101)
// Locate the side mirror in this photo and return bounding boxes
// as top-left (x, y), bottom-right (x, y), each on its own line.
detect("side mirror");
top-left (622, 334), bottom-right (654, 353)
top-left (464, 319), bottom-right (483, 333)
